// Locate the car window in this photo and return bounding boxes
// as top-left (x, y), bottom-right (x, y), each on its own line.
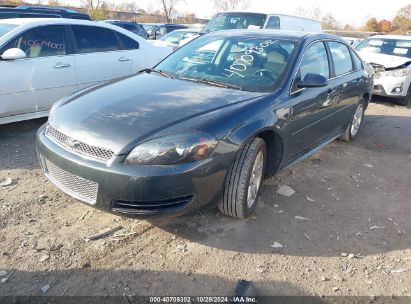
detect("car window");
top-left (266, 16), bottom-right (280, 29)
top-left (328, 41), bottom-right (353, 76)
top-left (350, 50), bottom-right (363, 70)
top-left (356, 38), bottom-right (411, 58)
top-left (72, 25), bottom-right (119, 54)
top-left (118, 33), bottom-right (139, 50)
top-left (299, 41), bottom-right (329, 80)
top-left (156, 35), bottom-right (296, 92)
top-left (3, 25), bottom-right (66, 58)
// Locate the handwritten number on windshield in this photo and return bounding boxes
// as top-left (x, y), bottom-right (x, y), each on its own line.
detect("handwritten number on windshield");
top-left (223, 40), bottom-right (278, 78)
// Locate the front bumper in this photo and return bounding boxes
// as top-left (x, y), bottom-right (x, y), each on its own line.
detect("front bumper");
top-left (373, 75), bottom-right (409, 98)
top-left (36, 124), bottom-right (230, 217)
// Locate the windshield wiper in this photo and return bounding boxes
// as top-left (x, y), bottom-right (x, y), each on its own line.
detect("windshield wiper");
top-left (140, 68), bottom-right (174, 79)
top-left (178, 76), bottom-right (243, 91)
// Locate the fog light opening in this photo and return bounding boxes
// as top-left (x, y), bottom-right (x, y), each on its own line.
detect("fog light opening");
top-left (391, 84), bottom-right (404, 94)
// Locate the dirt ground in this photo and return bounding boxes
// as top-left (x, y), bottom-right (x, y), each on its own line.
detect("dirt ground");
top-left (0, 97), bottom-right (410, 299)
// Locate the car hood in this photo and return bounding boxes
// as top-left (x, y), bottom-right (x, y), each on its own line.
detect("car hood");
top-left (49, 73), bottom-right (265, 155)
top-left (358, 51), bottom-right (411, 69)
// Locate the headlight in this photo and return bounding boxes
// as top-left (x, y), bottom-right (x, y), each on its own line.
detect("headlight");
top-left (385, 67), bottom-right (410, 77)
top-left (125, 133), bottom-right (218, 165)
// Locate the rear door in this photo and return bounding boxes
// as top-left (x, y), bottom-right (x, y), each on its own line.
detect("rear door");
top-left (326, 41), bottom-right (362, 131)
top-left (0, 24), bottom-right (76, 118)
top-left (70, 25), bottom-right (133, 90)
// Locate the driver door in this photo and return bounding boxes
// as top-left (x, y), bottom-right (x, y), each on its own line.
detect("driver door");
top-left (283, 41), bottom-right (338, 163)
top-left (0, 25), bottom-right (77, 119)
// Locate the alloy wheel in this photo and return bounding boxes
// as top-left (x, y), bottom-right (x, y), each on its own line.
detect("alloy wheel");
top-left (247, 151), bottom-right (264, 208)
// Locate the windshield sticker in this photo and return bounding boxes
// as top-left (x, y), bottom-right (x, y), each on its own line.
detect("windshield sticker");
top-left (393, 48), bottom-right (408, 55)
top-left (21, 39), bottom-right (64, 50)
top-left (224, 39), bottom-right (278, 78)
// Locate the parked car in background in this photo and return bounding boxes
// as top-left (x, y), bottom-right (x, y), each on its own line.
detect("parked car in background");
top-left (356, 35), bottom-right (411, 105)
top-left (180, 12), bottom-right (322, 47)
top-left (0, 18), bottom-right (173, 125)
top-left (37, 30), bottom-right (373, 219)
top-left (144, 23), bottom-right (188, 40)
top-left (150, 29), bottom-right (199, 48)
top-left (0, 5), bottom-right (90, 20)
top-left (103, 20), bottom-right (148, 39)
top-left (342, 36), bottom-right (362, 47)
top-left (203, 12), bottom-right (322, 33)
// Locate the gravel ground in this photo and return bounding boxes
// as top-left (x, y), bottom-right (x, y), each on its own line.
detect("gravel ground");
top-left (0, 97), bottom-right (410, 299)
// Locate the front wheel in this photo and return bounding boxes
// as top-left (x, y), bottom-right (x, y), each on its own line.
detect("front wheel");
top-left (341, 98), bottom-right (365, 142)
top-left (398, 85), bottom-right (410, 106)
top-left (219, 138), bottom-right (266, 219)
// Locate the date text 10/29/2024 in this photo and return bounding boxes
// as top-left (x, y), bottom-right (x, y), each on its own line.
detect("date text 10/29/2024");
top-left (149, 296), bottom-right (258, 303)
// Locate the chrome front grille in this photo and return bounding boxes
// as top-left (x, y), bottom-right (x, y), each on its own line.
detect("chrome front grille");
top-left (370, 63), bottom-right (385, 79)
top-left (46, 125), bottom-right (114, 162)
top-left (43, 158), bottom-right (98, 204)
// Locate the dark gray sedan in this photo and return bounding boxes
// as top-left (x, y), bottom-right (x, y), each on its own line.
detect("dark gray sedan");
top-left (36, 30), bottom-right (373, 219)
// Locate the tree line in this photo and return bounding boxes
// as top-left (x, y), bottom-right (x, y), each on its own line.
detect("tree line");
top-left (1, 0), bottom-right (410, 33)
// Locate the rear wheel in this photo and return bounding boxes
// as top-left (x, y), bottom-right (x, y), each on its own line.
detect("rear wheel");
top-left (219, 138), bottom-right (266, 219)
top-left (341, 98), bottom-right (365, 142)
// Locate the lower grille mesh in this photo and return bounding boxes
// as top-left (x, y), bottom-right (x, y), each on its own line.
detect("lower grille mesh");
top-left (44, 158), bottom-right (98, 204)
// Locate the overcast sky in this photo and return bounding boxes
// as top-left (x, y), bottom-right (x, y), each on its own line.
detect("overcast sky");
top-left (59, 0), bottom-right (408, 26)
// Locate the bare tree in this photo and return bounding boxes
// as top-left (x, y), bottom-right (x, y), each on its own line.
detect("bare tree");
top-left (115, 1), bottom-right (140, 13)
top-left (157, 0), bottom-right (183, 23)
top-left (213, 0), bottom-right (250, 11)
top-left (47, 0), bottom-right (61, 6)
top-left (80, 0), bottom-right (103, 10)
top-left (294, 3), bottom-right (322, 20)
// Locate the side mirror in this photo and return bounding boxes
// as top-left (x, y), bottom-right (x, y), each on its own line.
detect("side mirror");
top-left (1, 48), bottom-right (26, 60)
top-left (297, 73), bottom-right (328, 88)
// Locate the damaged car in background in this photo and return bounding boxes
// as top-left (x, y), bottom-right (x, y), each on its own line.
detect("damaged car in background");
top-left (356, 35), bottom-right (411, 106)
top-left (37, 30), bottom-right (373, 219)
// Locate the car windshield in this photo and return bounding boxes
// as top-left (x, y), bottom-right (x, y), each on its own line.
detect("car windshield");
top-left (203, 13), bottom-right (267, 32)
top-left (0, 23), bottom-right (17, 38)
top-left (156, 35), bottom-right (297, 92)
top-left (357, 38), bottom-right (411, 58)
top-left (160, 31), bottom-right (198, 44)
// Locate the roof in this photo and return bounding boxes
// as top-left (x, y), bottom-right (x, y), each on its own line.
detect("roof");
top-left (366, 34), bottom-right (411, 40)
top-left (0, 18), bottom-right (97, 26)
top-left (206, 29), bottom-right (330, 40)
top-left (214, 11), bottom-right (320, 22)
top-left (0, 18), bottom-right (151, 46)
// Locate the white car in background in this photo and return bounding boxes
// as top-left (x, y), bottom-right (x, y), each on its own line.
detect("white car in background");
top-left (0, 18), bottom-right (173, 125)
top-left (356, 35), bottom-right (411, 106)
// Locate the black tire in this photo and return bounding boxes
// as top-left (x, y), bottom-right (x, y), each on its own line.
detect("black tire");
top-left (219, 137), bottom-right (266, 219)
top-left (341, 98), bottom-right (366, 142)
top-left (397, 86), bottom-right (410, 106)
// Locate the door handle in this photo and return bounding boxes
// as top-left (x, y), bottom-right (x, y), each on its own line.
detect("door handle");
top-left (53, 63), bottom-right (70, 69)
top-left (118, 57), bottom-right (131, 62)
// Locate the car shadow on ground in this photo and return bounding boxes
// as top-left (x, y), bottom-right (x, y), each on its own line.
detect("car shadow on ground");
top-left (371, 96), bottom-right (411, 110)
top-left (0, 269), bottom-right (305, 299)
top-left (0, 118), bottom-right (46, 171)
